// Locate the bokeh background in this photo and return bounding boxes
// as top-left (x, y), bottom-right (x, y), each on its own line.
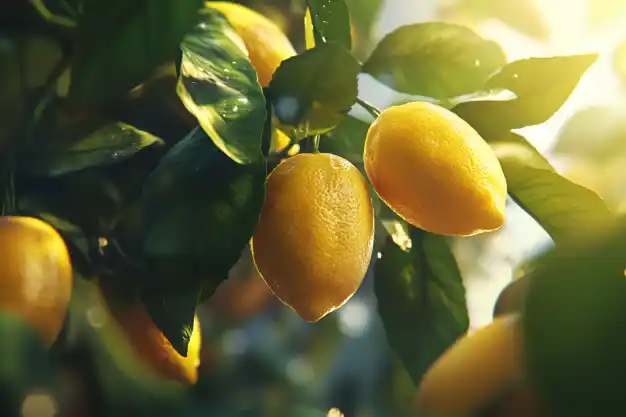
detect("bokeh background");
top-left (35, 1), bottom-right (626, 416)
top-left (197, 1), bottom-right (626, 416)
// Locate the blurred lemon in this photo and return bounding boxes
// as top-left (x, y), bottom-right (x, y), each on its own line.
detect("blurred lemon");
top-left (0, 216), bottom-right (73, 346)
top-left (111, 304), bottom-right (202, 384)
top-left (416, 315), bottom-right (523, 416)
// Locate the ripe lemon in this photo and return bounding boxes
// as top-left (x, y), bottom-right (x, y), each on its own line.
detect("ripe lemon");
top-left (206, 1), bottom-right (296, 87)
top-left (112, 305), bottom-right (202, 384)
top-left (364, 101), bottom-right (507, 236)
top-left (251, 153), bottom-right (375, 322)
top-left (0, 216), bottom-right (73, 346)
top-left (416, 315), bottom-right (523, 416)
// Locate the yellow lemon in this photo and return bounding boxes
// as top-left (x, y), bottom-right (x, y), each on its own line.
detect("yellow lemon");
top-left (112, 305), bottom-right (202, 384)
top-left (251, 153), bottom-right (374, 322)
top-left (364, 101), bottom-right (507, 236)
top-left (416, 315), bottom-right (523, 416)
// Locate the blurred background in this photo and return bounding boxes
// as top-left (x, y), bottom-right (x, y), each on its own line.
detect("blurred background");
top-left (39, 1), bottom-right (626, 416)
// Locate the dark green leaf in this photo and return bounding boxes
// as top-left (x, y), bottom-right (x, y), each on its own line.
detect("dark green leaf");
top-left (20, 122), bottom-right (163, 177)
top-left (0, 312), bottom-right (57, 415)
top-left (453, 54), bottom-right (598, 139)
top-left (523, 221), bottom-right (626, 417)
top-left (0, 33), bottom-right (25, 150)
top-left (70, 0), bottom-right (203, 105)
top-left (141, 128), bottom-right (265, 309)
top-left (141, 282), bottom-right (201, 356)
top-left (375, 227), bottom-right (469, 385)
top-left (362, 23), bottom-right (506, 99)
top-left (319, 115), bottom-right (370, 162)
top-left (269, 42), bottom-right (360, 137)
top-left (177, 7), bottom-right (266, 164)
top-left (29, 0), bottom-right (81, 27)
top-left (307, 0), bottom-right (352, 50)
top-left (491, 133), bottom-right (614, 244)
top-left (17, 171), bottom-right (122, 236)
top-left (20, 33), bottom-right (64, 91)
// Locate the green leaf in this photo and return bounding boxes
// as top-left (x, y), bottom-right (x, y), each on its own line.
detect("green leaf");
top-left (523, 221), bottom-right (626, 417)
top-left (343, 0), bottom-right (382, 32)
top-left (17, 171), bottom-right (122, 236)
top-left (268, 42), bottom-right (360, 137)
top-left (552, 105), bottom-right (626, 159)
top-left (319, 115), bottom-right (370, 162)
top-left (20, 122), bottom-right (163, 177)
top-left (70, 0), bottom-right (203, 105)
top-left (306, 0), bottom-right (352, 50)
top-left (375, 227), bottom-right (469, 385)
top-left (453, 54), bottom-right (598, 139)
top-left (177, 7), bottom-right (266, 165)
top-left (362, 23), bottom-right (506, 99)
top-left (0, 312), bottom-right (57, 415)
top-left (140, 128), bottom-right (265, 310)
top-left (141, 282), bottom-right (201, 356)
top-left (0, 33), bottom-right (25, 150)
top-left (491, 133), bottom-right (614, 244)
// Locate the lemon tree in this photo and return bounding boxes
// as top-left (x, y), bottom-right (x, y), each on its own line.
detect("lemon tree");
top-left (0, 0), bottom-right (620, 416)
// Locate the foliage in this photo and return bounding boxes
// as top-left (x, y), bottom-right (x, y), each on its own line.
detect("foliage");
top-left (0, 0), bottom-right (619, 415)
top-left (375, 225), bottom-right (468, 385)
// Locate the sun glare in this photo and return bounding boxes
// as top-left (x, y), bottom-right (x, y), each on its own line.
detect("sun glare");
top-left (453, 0), bottom-right (626, 328)
top-left (477, 0), bottom-right (626, 153)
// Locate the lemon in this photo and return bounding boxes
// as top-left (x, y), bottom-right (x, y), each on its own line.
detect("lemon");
top-left (112, 305), bottom-right (202, 384)
top-left (416, 315), bottom-right (523, 416)
top-left (364, 101), bottom-right (507, 236)
top-left (251, 153), bottom-right (374, 322)
top-left (0, 216), bottom-right (73, 346)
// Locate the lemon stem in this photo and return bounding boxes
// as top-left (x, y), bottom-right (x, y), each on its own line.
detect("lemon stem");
top-left (312, 135), bottom-right (321, 153)
top-left (356, 97), bottom-right (381, 119)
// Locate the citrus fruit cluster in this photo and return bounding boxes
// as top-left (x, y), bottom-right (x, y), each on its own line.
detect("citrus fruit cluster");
top-left (210, 3), bottom-right (509, 322)
top-left (0, 215), bottom-right (202, 385)
top-left (0, 3), bottom-right (509, 390)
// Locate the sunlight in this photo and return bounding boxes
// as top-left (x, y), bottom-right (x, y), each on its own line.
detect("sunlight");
top-left (458, 0), bottom-right (626, 328)
top-left (477, 0), bottom-right (626, 153)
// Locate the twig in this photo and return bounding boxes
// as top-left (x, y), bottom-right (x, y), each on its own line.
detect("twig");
top-left (356, 97), bottom-right (382, 119)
